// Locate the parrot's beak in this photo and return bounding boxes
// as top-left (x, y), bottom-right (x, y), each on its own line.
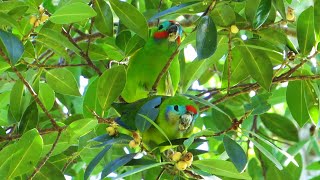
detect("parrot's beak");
top-left (167, 23), bottom-right (182, 44)
top-left (178, 112), bottom-right (194, 131)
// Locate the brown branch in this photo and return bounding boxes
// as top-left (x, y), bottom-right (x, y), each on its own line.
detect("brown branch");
top-left (227, 30), bottom-right (232, 94)
top-left (202, 110), bottom-right (253, 137)
top-left (23, 62), bottom-right (89, 69)
top-left (0, 49), bottom-right (60, 129)
top-left (184, 169), bottom-right (203, 179)
top-left (28, 129), bottom-right (63, 179)
top-left (61, 29), bottom-right (102, 75)
top-left (200, 74), bottom-right (320, 112)
top-left (0, 126), bottom-right (66, 143)
top-left (201, 0), bottom-right (217, 17)
top-left (152, 47), bottom-right (180, 92)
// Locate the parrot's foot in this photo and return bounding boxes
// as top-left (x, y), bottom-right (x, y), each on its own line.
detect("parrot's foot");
top-left (108, 60), bottom-right (128, 68)
top-left (148, 88), bottom-right (157, 97)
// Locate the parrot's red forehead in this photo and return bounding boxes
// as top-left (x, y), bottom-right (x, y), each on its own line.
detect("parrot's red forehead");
top-left (186, 105), bottom-right (197, 114)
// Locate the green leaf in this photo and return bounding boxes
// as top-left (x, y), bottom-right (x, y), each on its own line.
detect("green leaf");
top-left (101, 153), bottom-right (137, 178)
top-left (223, 136), bottom-right (247, 172)
top-left (9, 80), bottom-right (26, 123)
top-left (222, 47), bottom-right (249, 87)
top-left (272, 0), bottom-right (286, 19)
top-left (297, 6), bottom-right (315, 55)
top-left (244, 130), bottom-right (299, 167)
top-left (286, 80), bottom-right (309, 127)
top-left (138, 113), bottom-right (172, 146)
top-left (18, 102), bottom-right (38, 134)
top-left (0, 12), bottom-right (21, 30)
top-left (116, 30), bottom-right (132, 52)
top-left (182, 36), bottom-right (228, 91)
top-left (0, 30), bottom-right (24, 64)
top-left (193, 159), bottom-right (251, 179)
top-left (125, 34), bottom-right (145, 56)
top-left (238, 45), bottom-right (273, 90)
top-left (109, 0), bottom-right (148, 41)
top-left (38, 28), bottom-right (80, 55)
top-left (245, 0), bottom-right (260, 23)
top-left (46, 68), bottom-right (81, 96)
top-left (249, 138), bottom-right (283, 170)
top-left (307, 161), bottom-right (320, 170)
top-left (149, 1), bottom-right (200, 20)
top-left (196, 16), bottom-right (217, 60)
top-left (33, 162), bottom-right (65, 180)
top-left (50, 2), bottom-right (97, 24)
top-left (115, 162), bottom-right (171, 179)
top-left (0, 61), bottom-right (10, 75)
top-left (253, 0), bottom-right (271, 29)
top-left (244, 93), bottom-right (271, 115)
top-left (93, 0), bottom-right (113, 36)
top-left (84, 145), bottom-right (112, 180)
top-left (38, 83), bottom-right (55, 111)
top-left (97, 66), bottom-right (126, 111)
top-left (7, 129), bottom-right (43, 179)
top-left (66, 118), bottom-right (98, 140)
top-left (210, 3), bottom-right (236, 27)
top-left (36, 36), bottom-right (71, 62)
top-left (304, 81), bottom-right (320, 125)
top-left (205, 107), bottom-right (232, 132)
top-left (260, 113), bottom-right (298, 142)
top-left (315, 0), bottom-right (320, 41)
top-left (83, 77), bottom-right (103, 118)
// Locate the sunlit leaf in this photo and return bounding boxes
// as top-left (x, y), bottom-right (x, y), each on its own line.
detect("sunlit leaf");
top-left (193, 159), bottom-right (251, 179)
top-left (286, 80), bottom-right (310, 127)
top-left (50, 2), bottom-right (97, 24)
top-left (97, 66), bottom-right (126, 111)
top-left (253, 0), bottom-right (271, 29)
top-left (46, 68), bottom-right (81, 96)
top-left (94, 0), bottom-right (113, 36)
top-left (238, 45), bottom-right (273, 90)
top-left (109, 0), bottom-right (148, 41)
top-left (297, 6), bottom-right (315, 55)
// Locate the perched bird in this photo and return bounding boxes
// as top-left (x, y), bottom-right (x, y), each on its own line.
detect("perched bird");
top-left (121, 21), bottom-right (182, 103)
top-left (112, 96), bottom-right (198, 150)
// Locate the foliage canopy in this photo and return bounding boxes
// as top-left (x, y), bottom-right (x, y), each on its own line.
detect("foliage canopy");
top-left (0, 0), bottom-right (319, 179)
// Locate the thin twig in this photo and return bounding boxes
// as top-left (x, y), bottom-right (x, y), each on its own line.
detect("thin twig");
top-left (227, 30), bottom-right (232, 94)
top-left (61, 28), bottom-right (102, 75)
top-left (151, 47), bottom-right (180, 92)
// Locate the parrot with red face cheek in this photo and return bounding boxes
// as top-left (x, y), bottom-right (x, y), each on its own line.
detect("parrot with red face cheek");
top-left (121, 21), bottom-right (182, 103)
top-left (141, 96), bottom-right (199, 150)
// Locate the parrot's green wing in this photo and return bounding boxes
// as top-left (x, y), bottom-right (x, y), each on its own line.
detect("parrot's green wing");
top-left (121, 28), bottom-right (180, 103)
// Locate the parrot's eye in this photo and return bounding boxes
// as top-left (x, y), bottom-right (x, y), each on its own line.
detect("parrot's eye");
top-left (174, 105), bottom-right (179, 111)
top-left (158, 25), bottom-right (164, 30)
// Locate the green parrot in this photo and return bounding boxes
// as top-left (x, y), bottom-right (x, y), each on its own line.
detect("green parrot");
top-left (121, 21), bottom-right (182, 103)
top-left (112, 96), bottom-right (199, 150)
